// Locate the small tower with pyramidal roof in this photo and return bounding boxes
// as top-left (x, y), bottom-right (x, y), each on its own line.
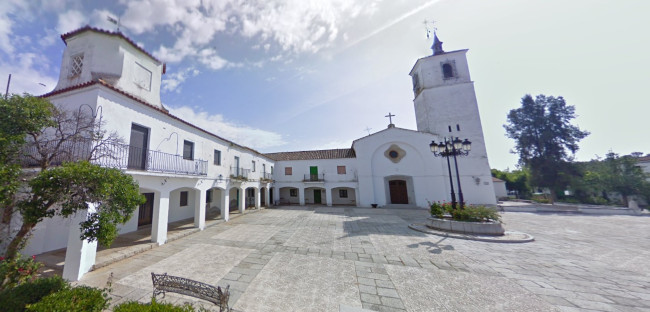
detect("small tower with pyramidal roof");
top-left (431, 31), bottom-right (444, 55)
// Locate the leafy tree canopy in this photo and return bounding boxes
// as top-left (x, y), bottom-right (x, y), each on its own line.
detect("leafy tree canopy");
top-left (1, 94), bottom-right (143, 259)
top-left (504, 94), bottom-right (589, 202)
top-left (23, 161), bottom-right (143, 247)
top-left (491, 168), bottom-right (531, 198)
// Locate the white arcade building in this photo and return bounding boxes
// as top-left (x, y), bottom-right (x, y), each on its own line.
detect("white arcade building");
top-left (22, 27), bottom-right (496, 280)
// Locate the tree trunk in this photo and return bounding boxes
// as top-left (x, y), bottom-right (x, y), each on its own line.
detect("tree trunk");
top-left (4, 222), bottom-right (35, 259)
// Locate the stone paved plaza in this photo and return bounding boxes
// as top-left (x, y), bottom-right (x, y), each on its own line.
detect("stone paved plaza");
top-left (77, 206), bottom-right (650, 312)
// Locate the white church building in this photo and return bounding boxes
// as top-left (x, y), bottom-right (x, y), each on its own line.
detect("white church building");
top-left (22, 26), bottom-right (496, 280)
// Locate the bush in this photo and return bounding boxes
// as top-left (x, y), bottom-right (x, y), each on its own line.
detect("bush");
top-left (0, 254), bottom-right (43, 291)
top-left (0, 276), bottom-right (69, 312)
top-left (26, 285), bottom-right (109, 312)
top-left (449, 205), bottom-right (501, 223)
top-left (429, 201), bottom-right (444, 218)
top-left (113, 298), bottom-right (202, 312)
top-left (531, 195), bottom-right (550, 204)
top-left (430, 201), bottom-right (455, 218)
top-left (430, 201), bottom-right (501, 223)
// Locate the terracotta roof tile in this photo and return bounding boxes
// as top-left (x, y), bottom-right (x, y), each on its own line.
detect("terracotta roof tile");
top-left (265, 149), bottom-right (356, 161)
top-left (492, 177), bottom-right (504, 182)
top-left (61, 26), bottom-right (161, 64)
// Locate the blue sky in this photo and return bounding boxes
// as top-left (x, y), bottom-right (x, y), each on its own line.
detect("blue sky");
top-left (2, 0), bottom-right (649, 170)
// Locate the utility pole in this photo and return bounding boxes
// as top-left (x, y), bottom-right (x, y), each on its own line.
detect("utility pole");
top-left (5, 74), bottom-right (10, 99)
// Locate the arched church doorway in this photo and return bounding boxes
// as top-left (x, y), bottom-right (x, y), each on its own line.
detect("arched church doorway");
top-left (389, 180), bottom-right (408, 204)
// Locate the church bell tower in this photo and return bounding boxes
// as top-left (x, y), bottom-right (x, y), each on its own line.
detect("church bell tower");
top-left (409, 33), bottom-right (495, 204)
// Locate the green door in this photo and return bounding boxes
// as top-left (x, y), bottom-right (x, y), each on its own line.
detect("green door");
top-left (314, 189), bottom-right (322, 204)
top-left (310, 166), bottom-right (318, 181)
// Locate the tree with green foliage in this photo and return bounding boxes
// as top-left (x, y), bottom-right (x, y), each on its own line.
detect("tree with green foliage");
top-left (504, 94), bottom-right (589, 203)
top-left (0, 94), bottom-right (144, 259)
top-left (600, 152), bottom-right (650, 206)
top-left (491, 168), bottom-right (532, 198)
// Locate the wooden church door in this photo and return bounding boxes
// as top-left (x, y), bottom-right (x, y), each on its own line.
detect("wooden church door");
top-left (389, 180), bottom-right (408, 204)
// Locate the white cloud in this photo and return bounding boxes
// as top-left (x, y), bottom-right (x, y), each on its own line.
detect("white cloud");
top-left (0, 0), bottom-right (31, 54)
top-left (197, 48), bottom-right (228, 70)
top-left (0, 53), bottom-right (58, 96)
top-left (166, 105), bottom-right (286, 149)
top-left (308, 138), bottom-right (353, 150)
top-left (118, 0), bottom-right (381, 64)
top-left (56, 10), bottom-right (86, 34)
top-left (162, 66), bottom-right (200, 93)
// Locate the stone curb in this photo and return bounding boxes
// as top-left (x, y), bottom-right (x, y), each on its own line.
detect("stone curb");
top-left (408, 223), bottom-right (534, 243)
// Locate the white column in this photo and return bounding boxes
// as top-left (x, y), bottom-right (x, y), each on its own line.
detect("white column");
top-left (264, 187), bottom-right (270, 207)
top-left (325, 187), bottom-right (333, 207)
top-left (355, 188), bottom-right (361, 207)
top-left (273, 187), bottom-right (280, 206)
top-left (220, 189), bottom-right (230, 221)
top-left (255, 188), bottom-right (261, 209)
top-left (299, 187), bottom-right (305, 206)
top-left (62, 203), bottom-right (98, 281)
top-left (151, 191), bottom-right (169, 245)
top-left (238, 187), bottom-right (246, 213)
top-left (194, 189), bottom-right (206, 230)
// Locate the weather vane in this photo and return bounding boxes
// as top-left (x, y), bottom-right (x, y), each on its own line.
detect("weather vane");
top-left (423, 19), bottom-right (437, 39)
top-left (107, 15), bottom-right (121, 32)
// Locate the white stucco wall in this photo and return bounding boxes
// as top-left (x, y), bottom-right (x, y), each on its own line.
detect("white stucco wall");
top-left (331, 187), bottom-right (357, 205)
top-left (168, 188), bottom-right (196, 222)
top-left (54, 30), bottom-right (163, 109)
top-left (493, 179), bottom-right (507, 199)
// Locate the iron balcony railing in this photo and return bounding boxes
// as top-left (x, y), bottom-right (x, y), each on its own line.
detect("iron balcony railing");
top-left (263, 172), bottom-right (273, 180)
top-left (230, 166), bottom-right (250, 179)
top-left (304, 173), bottom-right (324, 182)
top-left (21, 139), bottom-right (208, 176)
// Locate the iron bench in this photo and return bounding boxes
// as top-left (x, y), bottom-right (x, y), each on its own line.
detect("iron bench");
top-left (151, 272), bottom-right (230, 311)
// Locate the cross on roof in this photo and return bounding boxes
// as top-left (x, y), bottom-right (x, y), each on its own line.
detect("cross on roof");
top-left (364, 126), bottom-right (372, 136)
top-left (424, 19), bottom-right (437, 38)
top-left (385, 112), bottom-right (395, 125)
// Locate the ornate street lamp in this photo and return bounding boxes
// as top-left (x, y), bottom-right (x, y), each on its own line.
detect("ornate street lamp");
top-left (430, 137), bottom-right (472, 209)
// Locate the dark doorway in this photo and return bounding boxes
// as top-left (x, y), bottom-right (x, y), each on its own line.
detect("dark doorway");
top-left (270, 188), bottom-right (274, 205)
top-left (138, 193), bottom-right (155, 227)
top-left (246, 188), bottom-right (255, 208)
top-left (230, 189), bottom-right (239, 211)
top-left (128, 124), bottom-right (149, 170)
top-left (389, 180), bottom-right (408, 204)
top-left (314, 189), bottom-right (322, 204)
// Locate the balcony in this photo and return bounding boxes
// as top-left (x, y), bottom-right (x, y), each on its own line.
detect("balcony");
top-left (303, 173), bottom-right (324, 182)
top-left (21, 139), bottom-right (208, 176)
top-left (263, 172), bottom-right (273, 180)
top-left (230, 166), bottom-right (250, 180)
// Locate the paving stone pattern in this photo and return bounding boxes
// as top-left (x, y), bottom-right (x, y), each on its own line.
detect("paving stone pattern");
top-left (77, 207), bottom-right (650, 312)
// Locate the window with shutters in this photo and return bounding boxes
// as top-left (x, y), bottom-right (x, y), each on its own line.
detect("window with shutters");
top-left (183, 140), bottom-right (194, 160)
top-left (213, 150), bottom-right (221, 165)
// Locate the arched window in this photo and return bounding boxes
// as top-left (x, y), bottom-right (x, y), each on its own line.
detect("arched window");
top-left (442, 63), bottom-right (454, 78)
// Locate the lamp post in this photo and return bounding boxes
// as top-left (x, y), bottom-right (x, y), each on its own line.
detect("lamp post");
top-left (430, 137), bottom-right (472, 209)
